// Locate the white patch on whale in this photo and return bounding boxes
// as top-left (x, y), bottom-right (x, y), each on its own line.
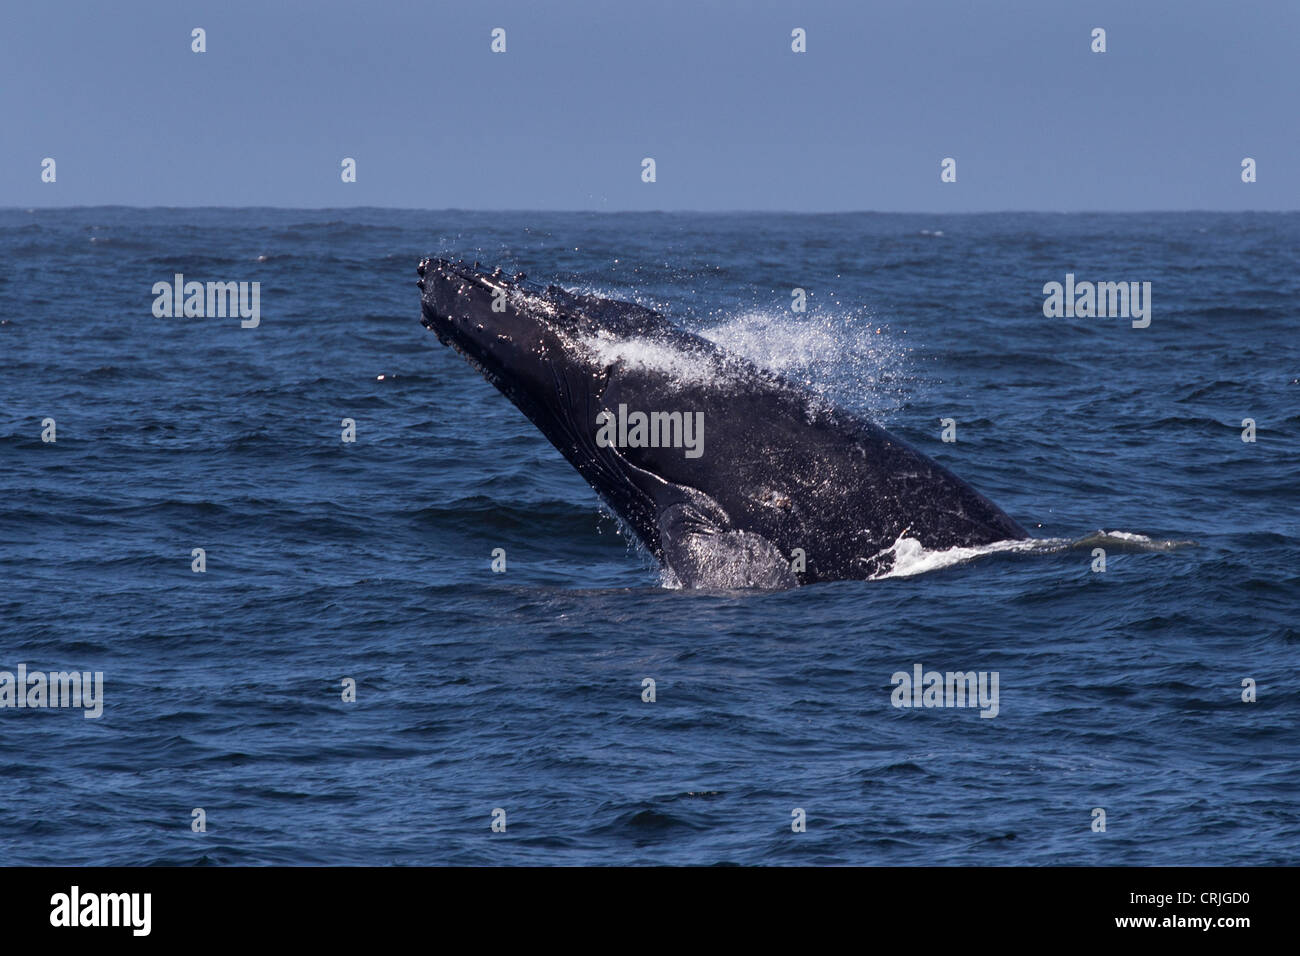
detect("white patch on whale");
top-left (580, 334), bottom-right (720, 389)
top-left (867, 533), bottom-right (1054, 579)
top-left (866, 530), bottom-right (1194, 580)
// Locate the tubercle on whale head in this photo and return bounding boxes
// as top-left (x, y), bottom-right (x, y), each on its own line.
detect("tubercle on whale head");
top-left (417, 258), bottom-right (544, 339)
top-left (416, 256), bottom-right (610, 419)
top-left (417, 258), bottom-right (539, 309)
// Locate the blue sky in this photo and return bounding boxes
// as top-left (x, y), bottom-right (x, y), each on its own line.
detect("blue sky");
top-left (2, 0), bottom-right (1295, 210)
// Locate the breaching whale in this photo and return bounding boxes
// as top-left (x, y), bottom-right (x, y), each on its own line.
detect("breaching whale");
top-left (417, 258), bottom-right (1028, 588)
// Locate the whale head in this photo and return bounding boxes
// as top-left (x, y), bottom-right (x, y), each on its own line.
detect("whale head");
top-left (417, 257), bottom-right (699, 557)
top-left (417, 257), bottom-right (680, 416)
top-left (419, 258), bottom-right (569, 394)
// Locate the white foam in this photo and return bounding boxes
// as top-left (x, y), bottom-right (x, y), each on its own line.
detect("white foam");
top-left (1096, 530), bottom-right (1151, 542)
top-left (698, 307), bottom-right (910, 420)
top-left (581, 334), bottom-right (719, 387)
top-left (869, 529), bottom-right (1191, 579)
top-left (1073, 530), bottom-right (1193, 552)
top-left (868, 533), bottom-right (1061, 580)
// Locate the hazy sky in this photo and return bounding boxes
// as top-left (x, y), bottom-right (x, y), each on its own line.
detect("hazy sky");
top-left (3, 0), bottom-right (1295, 210)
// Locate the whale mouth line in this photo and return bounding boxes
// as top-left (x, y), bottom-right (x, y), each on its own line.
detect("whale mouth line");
top-left (440, 335), bottom-right (499, 389)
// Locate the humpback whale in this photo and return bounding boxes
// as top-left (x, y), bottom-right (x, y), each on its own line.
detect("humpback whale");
top-left (417, 258), bottom-right (1028, 588)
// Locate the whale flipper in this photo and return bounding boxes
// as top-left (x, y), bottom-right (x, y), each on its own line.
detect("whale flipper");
top-left (656, 488), bottom-right (797, 590)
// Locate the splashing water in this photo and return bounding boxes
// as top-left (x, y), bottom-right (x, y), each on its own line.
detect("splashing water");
top-left (567, 283), bottom-right (911, 419)
top-left (579, 333), bottom-right (720, 390)
top-left (698, 307), bottom-right (912, 422)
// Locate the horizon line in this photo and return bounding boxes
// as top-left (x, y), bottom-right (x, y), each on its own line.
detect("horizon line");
top-left (2, 205), bottom-right (1298, 215)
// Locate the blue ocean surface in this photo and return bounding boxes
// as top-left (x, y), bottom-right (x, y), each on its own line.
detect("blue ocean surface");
top-left (0, 208), bottom-right (1296, 865)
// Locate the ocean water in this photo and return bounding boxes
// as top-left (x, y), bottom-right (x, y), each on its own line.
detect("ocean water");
top-left (1, 208), bottom-right (1296, 865)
